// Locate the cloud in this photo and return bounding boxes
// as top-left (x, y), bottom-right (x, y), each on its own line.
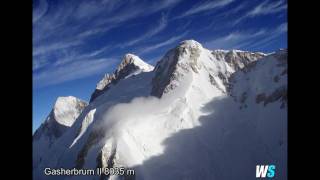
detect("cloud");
top-left (247, 0), bottom-right (287, 17)
top-left (76, 26), bottom-right (115, 39)
top-left (72, 0), bottom-right (121, 20)
top-left (124, 14), bottom-right (168, 47)
top-left (33, 56), bottom-right (50, 71)
top-left (33, 0), bottom-right (182, 47)
top-left (33, 0), bottom-right (183, 88)
top-left (204, 23), bottom-right (287, 50)
top-left (178, 0), bottom-right (235, 18)
top-left (33, 43), bottom-right (112, 73)
top-left (92, 0), bottom-right (181, 26)
top-left (148, 0), bottom-right (183, 15)
top-left (244, 23), bottom-right (287, 49)
top-left (32, 0), bottom-right (181, 48)
top-left (33, 40), bottom-right (83, 71)
top-left (139, 32), bottom-right (188, 55)
top-left (34, 58), bottom-right (117, 88)
top-left (205, 30), bottom-right (265, 49)
top-left (232, 0), bottom-right (287, 25)
top-left (33, 40), bottom-right (83, 56)
top-left (52, 46), bottom-right (112, 67)
top-left (84, 46), bottom-right (112, 58)
top-left (33, 0), bottom-right (49, 23)
top-left (188, 1), bottom-right (250, 35)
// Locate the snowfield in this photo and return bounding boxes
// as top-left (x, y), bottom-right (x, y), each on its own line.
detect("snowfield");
top-left (33, 40), bottom-right (287, 180)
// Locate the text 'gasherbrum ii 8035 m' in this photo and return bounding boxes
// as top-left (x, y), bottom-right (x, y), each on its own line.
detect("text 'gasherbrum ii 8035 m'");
top-left (33, 40), bottom-right (287, 180)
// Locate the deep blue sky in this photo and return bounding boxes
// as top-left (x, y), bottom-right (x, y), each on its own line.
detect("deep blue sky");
top-left (33, 0), bottom-right (287, 131)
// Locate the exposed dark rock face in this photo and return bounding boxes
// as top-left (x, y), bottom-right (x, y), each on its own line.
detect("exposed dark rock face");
top-left (256, 86), bottom-right (287, 107)
top-left (151, 48), bottom-right (181, 98)
top-left (209, 74), bottom-right (225, 93)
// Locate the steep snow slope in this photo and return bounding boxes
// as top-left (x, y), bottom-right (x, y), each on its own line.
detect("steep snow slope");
top-left (33, 40), bottom-right (287, 180)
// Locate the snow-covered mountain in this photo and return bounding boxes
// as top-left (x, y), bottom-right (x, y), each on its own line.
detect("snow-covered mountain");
top-left (33, 40), bottom-right (287, 180)
top-left (33, 96), bottom-right (87, 168)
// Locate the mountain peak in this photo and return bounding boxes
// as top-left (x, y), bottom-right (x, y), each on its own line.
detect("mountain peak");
top-left (151, 40), bottom-right (203, 97)
top-left (179, 39), bottom-right (203, 49)
top-left (90, 54), bottom-right (154, 102)
top-left (117, 53), bottom-right (154, 73)
top-left (53, 96), bottom-right (87, 127)
top-left (151, 40), bottom-right (266, 97)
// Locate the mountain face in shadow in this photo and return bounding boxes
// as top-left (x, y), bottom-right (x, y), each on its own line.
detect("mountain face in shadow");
top-left (129, 94), bottom-right (287, 180)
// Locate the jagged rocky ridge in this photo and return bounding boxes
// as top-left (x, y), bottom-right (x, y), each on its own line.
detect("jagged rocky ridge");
top-left (33, 40), bottom-right (287, 180)
top-left (151, 40), bottom-right (265, 97)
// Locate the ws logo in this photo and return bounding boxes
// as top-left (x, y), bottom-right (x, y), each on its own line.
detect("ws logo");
top-left (256, 165), bottom-right (276, 178)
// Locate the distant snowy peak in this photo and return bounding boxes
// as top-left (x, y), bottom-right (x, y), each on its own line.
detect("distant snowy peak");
top-left (53, 96), bottom-right (88, 127)
top-left (33, 96), bottom-right (87, 140)
top-left (90, 54), bottom-right (154, 102)
top-left (117, 53), bottom-right (154, 74)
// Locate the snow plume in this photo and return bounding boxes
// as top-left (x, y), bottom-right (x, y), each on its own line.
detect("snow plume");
top-left (100, 96), bottom-right (162, 135)
top-left (95, 94), bottom-right (186, 166)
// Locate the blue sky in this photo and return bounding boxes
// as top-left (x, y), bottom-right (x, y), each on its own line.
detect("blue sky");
top-left (33, 0), bottom-right (287, 131)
